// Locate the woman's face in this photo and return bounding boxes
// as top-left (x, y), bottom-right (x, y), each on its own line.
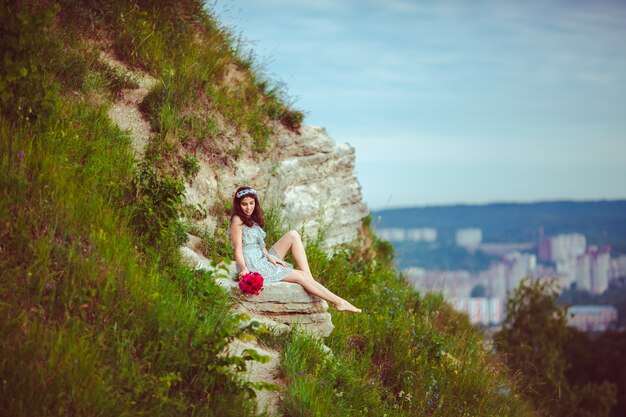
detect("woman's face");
top-left (240, 196), bottom-right (255, 217)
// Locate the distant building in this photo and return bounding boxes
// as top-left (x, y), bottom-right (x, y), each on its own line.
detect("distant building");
top-left (375, 227), bottom-right (437, 242)
top-left (456, 228), bottom-right (482, 250)
top-left (486, 262), bottom-right (508, 298)
top-left (574, 246), bottom-right (611, 294)
top-left (406, 228), bottom-right (437, 242)
top-left (404, 269), bottom-right (473, 298)
top-left (612, 255), bottom-right (626, 279)
top-left (504, 251), bottom-right (537, 292)
top-left (567, 305), bottom-right (618, 332)
top-left (576, 254), bottom-right (592, 292)
top-left (590, 246), bottom-right (611, 294)
top-left (539, 233), bottom-right (586, 263)
top-left (451, 297), bottom-right (505, 326)
top-left (375, 227), bottom-right (406, 241)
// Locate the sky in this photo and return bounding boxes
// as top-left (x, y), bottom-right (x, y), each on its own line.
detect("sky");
top-left (212, 0), bottom-right (626, 210)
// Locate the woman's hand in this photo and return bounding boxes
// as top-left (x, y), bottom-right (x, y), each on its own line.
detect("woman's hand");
top-left (268, 255), bottom-right (287, 267)
top-left (239, 267), bottom-right (250, 278)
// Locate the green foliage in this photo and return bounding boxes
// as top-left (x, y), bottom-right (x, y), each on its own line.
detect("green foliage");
top-left (109, 0), bottom-right (288, 155)
top-left (258, 219), bottom-right (535, 416)
top-left (495, 279), bottom-right (617, 417)
top-left (495, 279), bottom-right (570, 414)
top-left (180, 152), bottom-right (200, 181)
top-left (131, 160), bottom-right (187, 264)
top-left (0, 91), bottom-right (266, 415)
top-left (0, 1), bottom-right (61, 122)
top-left (0, 1), bottom-right (549, 417)
top-left (0, 2), bottom-right (278, 413)
top-left (279, 108), bottom-right (304, 132)
top-left (564, 330), bottom-right (626, 417)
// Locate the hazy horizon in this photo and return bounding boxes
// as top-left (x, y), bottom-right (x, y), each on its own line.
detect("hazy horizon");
top-left (370, 197), bottom-right (626, 211)
top-left (214, 0), bottom-right (626, 210)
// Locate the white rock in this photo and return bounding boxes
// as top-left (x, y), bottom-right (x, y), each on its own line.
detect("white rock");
top-left (184, 124), bottom-right (368, 246)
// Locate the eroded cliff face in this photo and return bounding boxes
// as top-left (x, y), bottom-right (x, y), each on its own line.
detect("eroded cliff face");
top-left (185, 124), bottom-right (368, 247)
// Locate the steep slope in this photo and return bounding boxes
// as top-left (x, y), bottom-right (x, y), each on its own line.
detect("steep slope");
top-left (1, 1), bottom-right (537, 417)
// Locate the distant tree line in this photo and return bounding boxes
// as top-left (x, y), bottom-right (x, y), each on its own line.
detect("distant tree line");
top-left (393, 242), bottom-right (497, 271)
top-left (374, 200), bottom-right (626, 253)
top-left (496, 279), bottom-right (625, 417)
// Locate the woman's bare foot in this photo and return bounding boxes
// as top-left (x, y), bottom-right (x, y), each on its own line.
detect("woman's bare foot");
top-left (336, 300), bottom-right (362, 313)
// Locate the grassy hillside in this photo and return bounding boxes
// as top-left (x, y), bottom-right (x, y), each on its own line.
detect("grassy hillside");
top-left (1, 1), bottom-right (535, 416)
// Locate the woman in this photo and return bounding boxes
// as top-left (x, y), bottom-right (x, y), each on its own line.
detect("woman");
top-left (230, 186), bottom-right (361, 313)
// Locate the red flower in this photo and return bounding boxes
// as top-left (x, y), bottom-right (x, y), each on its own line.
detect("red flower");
top-left (239, 272), bottom-right (264, 296)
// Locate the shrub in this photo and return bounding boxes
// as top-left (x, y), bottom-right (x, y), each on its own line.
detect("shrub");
top-left (130, 161), bottom-right (187, 263)
top-left (279, 109), bottom-right (304, 133)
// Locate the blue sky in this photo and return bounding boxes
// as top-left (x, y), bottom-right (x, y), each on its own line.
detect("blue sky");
top-left (213, 0), bottom-right (626, 210)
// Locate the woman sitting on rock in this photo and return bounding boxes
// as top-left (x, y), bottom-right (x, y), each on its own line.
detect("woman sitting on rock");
top-left (230, 186), bottom-right (361, 313)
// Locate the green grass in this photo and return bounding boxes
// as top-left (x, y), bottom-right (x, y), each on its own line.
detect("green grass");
top-left (0, 98), bottom-right (266, 417)
top-left (260, 222), bottom-right (537, 417)
top-left (0, 2), bottom-right (280, 415)
top-left (2, 1), bottom-right (538, 416)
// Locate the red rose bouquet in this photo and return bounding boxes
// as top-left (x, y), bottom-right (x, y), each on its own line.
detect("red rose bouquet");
top-left (238, 272), bottom-right (264, 296)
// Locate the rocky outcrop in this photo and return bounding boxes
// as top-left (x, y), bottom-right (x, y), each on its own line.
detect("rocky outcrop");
top-left (226, 280), bottom-right (334, 338)
top-left (180, 235), bottom-right (334, 338)
top-left (184, 124), bottom-right (368, 248)
top-left (266, 125), bottom-right (368, 248)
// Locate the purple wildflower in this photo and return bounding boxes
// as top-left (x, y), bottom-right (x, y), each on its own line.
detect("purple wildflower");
top-left (17, 151), bottom-right (25, 164)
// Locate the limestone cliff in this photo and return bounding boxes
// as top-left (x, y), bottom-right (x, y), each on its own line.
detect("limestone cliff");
top-left (185, 124), bottom-right (368, 247)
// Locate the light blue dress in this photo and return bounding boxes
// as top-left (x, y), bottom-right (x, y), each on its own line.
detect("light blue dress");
top-left (235, 223), bottom-right (293, 283)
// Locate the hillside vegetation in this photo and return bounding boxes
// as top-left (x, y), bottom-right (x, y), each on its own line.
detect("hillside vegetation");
top-left (1, 1), bottom-right (535, 416)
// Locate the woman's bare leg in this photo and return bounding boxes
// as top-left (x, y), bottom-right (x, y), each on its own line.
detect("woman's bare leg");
top-left (282, 269), bottom-right (361, 313)
top-left (272, 230), bottom-right (313, 278)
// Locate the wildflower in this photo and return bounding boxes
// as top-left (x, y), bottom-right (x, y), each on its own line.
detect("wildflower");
top-left (17, 151), bottom-right (25, 164)
top-left (336, 391), bottom-right (344, 398)
top-left (398, 390), bottom-right (404, 398)
top-left (454, 369), bottom-right (458, 375)
top-left (321, 380), bottom-right (326, 387)
top-left (405, 393), bottom-right (412, 402)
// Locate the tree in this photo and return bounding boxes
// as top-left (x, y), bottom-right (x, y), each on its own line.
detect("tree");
top-left (495, 278), bottom-right (616, 417)
top-left (470, 283), bottom-right (486, 298)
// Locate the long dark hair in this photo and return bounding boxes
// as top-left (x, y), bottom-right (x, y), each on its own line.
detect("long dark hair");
top-left (231, 186), bottom-right (265, 228)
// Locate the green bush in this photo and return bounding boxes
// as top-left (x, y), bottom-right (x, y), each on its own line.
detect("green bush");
top-left (131, 161), bottom-right (187, 262)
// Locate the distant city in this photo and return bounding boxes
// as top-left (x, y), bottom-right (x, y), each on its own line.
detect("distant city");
top-left (373, 201), bottom-right (626, 332)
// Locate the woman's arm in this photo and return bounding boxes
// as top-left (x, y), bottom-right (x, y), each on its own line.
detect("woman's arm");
top-left (230, 216), bottom-right (249, 277)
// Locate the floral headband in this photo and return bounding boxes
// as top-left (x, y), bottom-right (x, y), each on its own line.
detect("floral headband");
top-left (235, 188), bottom-right (257, 199)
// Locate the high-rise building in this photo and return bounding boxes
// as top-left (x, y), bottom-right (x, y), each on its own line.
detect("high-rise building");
top-left (547, 234), bottom-right (586, 263)
top-left (590, 246), bottom-right (611, 294)
top-left (456, 228), bottom-right (482, 250)
top-left (375, 227), bottom-right (438, 242)
top-left (574, 246), bottom-right (611, 294)
top-left (503, 251), bottom-right (537, 292)
top-left (576, 254), bottom-right (592, 292)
